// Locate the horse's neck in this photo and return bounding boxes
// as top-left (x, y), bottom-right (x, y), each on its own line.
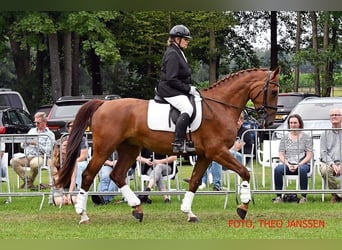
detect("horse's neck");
top-left (204, 78), bottom-right (251, 108)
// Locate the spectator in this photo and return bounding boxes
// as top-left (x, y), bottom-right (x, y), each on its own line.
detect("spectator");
top-left (273, 114), bottom-right (313, 204)
top-left (51, 120), bottom-right (88, 206)
top-left (319, 108), bottom-right (342, 203)
top-left (137, 148), bottom-right (177, 203)
top-left (51, 137), bottom-right (77, 205)
top-left (229, 111), bottom-right (254, 164)
top-left (11, 112), bottom-right (55, 190)
top-left (65, 121), bottom-right (88, 190)
top-left (91, 152), bottom-right (120, 205)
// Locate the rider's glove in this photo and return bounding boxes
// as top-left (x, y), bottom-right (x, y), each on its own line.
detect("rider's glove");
top-left (189, 86), bottom-right (197, 95)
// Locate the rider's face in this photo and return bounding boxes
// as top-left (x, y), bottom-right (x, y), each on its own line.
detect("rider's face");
top-left (177, 37), bottom-right (189, 49)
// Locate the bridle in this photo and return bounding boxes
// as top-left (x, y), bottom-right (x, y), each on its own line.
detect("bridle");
top-left (202, 70), bottom-right (279, 126)
top-left (250, 70), bottom-right (279, 126)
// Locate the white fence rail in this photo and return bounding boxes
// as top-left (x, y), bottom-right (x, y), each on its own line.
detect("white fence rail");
top-left (1, 129), bottom-right (341, 209)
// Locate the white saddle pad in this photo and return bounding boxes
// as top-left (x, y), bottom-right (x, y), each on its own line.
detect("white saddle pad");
top-left (147, 93), bottom-right (202, 132)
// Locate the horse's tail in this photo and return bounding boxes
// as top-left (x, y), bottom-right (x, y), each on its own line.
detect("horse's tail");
top-left (56, 99), bottom-right (105, 188)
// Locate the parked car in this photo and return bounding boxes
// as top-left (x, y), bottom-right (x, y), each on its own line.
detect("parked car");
top-left (47, 94), bottom-right (121, 139)
top-left (0, 106), bottom-right (34, 158)
top-left (273, 97), bottom-right (342, 139)
top-left (0, 88), bottom-right (29, 113)
top-left (35, 104), bottom-right (53, 116)
top-left (269, 92), bottom-right (319, 129)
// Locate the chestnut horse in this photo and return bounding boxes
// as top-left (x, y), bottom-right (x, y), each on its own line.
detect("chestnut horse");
top-left (57, 67), bottom-right (280, 224)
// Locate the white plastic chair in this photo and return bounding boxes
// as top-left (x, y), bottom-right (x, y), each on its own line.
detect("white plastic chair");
top-left (126, 166), bottom-right (138, 191)
top-left (37, 152), bottom-right (53, 191)
top-left (222, 144), bottom-right (255, 209)
top-left (136, 153), bottom-right (179, 198)
top-left (222, 144), bottom-right (256, 190)
top-left (256, 139), bottom-right (281, 188)
top-left (16, 152), bottom-right (52, 190)
top-left (281, 158), bottom-right (315, 191)
top-left (0, 153), bottom-right (11, 203)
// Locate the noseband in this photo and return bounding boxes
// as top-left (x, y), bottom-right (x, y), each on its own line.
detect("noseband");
top-left (250, 70), bottom-right (279, 125)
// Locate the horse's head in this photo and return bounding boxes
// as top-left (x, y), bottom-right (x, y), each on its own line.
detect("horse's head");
top-left (250, 67), bottom-right (280, 128)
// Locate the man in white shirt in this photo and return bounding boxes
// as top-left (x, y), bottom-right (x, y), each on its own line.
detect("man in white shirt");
top-left (11, 112), bottom-right (55, 189)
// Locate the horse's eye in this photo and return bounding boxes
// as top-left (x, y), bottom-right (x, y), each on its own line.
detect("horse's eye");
top-left (271, 90), bottom-right (278, 97)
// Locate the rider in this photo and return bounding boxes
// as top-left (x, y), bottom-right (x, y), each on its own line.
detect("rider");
top-left (156, 24), bottom-right (196, 153)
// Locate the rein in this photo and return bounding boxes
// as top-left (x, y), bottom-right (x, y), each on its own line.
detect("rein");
top-left (202, 96), bottom-right (243, 110)
top-left (201, 70), bottom-right (279, 122)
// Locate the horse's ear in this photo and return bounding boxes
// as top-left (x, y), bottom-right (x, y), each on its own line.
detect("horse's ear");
top-left (272, 66), bottom-right (281, 76)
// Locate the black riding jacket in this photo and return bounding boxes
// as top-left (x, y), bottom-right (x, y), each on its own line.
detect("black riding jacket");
top-left (157, 43), bottom-right (191, 97)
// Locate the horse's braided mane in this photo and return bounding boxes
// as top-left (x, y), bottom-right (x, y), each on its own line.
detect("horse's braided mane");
top-left (202, 67), bottom-right (269, 91)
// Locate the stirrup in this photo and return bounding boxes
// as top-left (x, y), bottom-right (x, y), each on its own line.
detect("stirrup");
top-left (172, 143), bottom-right (183, 153)
top-left (172, 141), bottom-right (195, 153)
top-left (185, 141), bottom-right (195, 152)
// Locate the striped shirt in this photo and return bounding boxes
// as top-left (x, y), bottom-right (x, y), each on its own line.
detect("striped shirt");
top-left (278, 132), bottom-right (313, 164)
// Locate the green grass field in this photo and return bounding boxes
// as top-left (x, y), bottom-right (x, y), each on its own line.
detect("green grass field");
top-left (1, 162), bottom-right (341, 240)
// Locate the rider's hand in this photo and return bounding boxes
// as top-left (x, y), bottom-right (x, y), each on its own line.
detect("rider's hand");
top-left (189, 86), bottom-right (197, 95)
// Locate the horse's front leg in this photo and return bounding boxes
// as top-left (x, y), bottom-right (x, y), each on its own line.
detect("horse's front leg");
top-left (214, 151), bottom-right (251, 219)
top-left (181, 156), bottom-right (211, 222)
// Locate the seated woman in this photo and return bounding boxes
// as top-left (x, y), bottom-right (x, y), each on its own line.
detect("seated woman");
top-left (51, 121), bottom-right (88, 206)
top-left (137, 148), bottom-right (177, 203)
top-left (51, 138), bottom-right (77, 206)
top-left (273, 114), bottom-right (313, 204)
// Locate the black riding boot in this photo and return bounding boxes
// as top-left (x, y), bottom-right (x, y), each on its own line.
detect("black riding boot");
top-left (172, 113), bottom-right (195, 153)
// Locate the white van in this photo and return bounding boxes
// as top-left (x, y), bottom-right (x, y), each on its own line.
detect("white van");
top-left (0, 88), bottom-right (29, 113)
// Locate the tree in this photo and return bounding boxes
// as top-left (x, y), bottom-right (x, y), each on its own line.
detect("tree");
top-left (310, 11), bottom-right (321, 96)
top-left (293, 11), bottom-right (302, 92)
top-left (270, 11), bottom-right (278, 70)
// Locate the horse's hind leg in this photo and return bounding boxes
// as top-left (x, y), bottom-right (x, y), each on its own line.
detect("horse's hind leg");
top-left (112, 143), bottom-right (143, 222)
top-left (75, 153), bottom-right (107, 224)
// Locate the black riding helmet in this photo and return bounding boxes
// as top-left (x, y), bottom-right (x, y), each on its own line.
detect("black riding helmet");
top-left (169, 25), bottom-right (192, 39)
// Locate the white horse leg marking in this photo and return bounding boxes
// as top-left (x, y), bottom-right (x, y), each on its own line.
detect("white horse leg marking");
top-left (75, 188), bottom-right (88, 215)
top-left (120, 185), bottom-right (141, 207)
top-left (240, 180), bottom-right (251, 203)
top-left (181, 191), bottom-right (195, 213)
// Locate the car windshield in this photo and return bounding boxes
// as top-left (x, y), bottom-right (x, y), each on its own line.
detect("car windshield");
top-left (52, 104), bottom-right (82, 118)
top-left (292, 102), bottom-right (342, 120)
top-left (277, 96), bottom-right (303, 110)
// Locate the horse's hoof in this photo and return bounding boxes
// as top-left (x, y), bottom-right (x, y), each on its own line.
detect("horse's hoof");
top-left (79, 218), bottom-right (90, 224)
top-left (237, 207), bottom-right (247, 219)
top-left (188, 216), bottom-right (200, 223)
top-left (132, 210), bottom-right (144, 222)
